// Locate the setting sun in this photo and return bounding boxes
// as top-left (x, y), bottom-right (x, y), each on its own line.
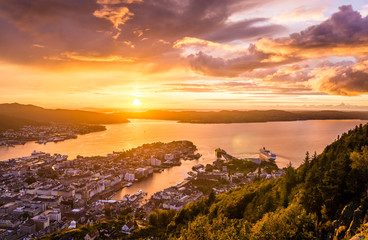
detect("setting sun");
top-left (133, 99), bottom-right (142, 106)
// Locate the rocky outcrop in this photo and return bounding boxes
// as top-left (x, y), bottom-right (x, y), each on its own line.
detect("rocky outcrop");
top-left (333, 202), bottom-right (366, 239)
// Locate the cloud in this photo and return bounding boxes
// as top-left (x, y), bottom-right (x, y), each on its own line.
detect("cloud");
top-left (46, 52), bottom-right (135, 63)
top-left (161, 79), bottom-right (320, 96)
top-left (97, 0), bottom-right (143, 4)
top-left (0, 0), bottom-right (285, 69)
top-left (185, 5), bottom-right (368, 97)
top-left (187, 45), bottom-right (299, 77)
top-left (174, 37), bottom-right (239, 52)
top-left (257, 5), bottom-right (368, 55)
top-left (1, 1), bottom-right (367, 100)
top-left (0, 0), bottom-right (118, 64)
top-left (261, 65), bottom-right (311, 83)
top-left (309, 60), bottom-right (368, 96)
top-left (203, 18), bottom-right (285, 43)
top-left (93, 5), bottom-right (133, 29)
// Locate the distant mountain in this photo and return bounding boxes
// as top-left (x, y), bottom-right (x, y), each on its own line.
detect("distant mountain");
top-left (0, 103), bottom-right (129, 128)
top-left (122, 109), bottom-right (368, 123)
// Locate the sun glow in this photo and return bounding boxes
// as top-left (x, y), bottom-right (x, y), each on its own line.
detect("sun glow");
top-left (133, 98), bottom-right (142, 106)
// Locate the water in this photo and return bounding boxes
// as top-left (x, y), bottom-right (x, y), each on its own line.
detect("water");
top-left (0, 119), bottom-right (365, 199)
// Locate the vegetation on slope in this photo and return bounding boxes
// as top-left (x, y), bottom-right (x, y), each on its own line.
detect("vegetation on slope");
top-left (0, 103), bottom-right (129, 130)
top-left (0, 114), bottom-right (44, 130)
top-left (135, 123), bottom-right (368, 239)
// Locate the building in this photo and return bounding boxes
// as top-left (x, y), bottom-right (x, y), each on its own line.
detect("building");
top-left (122, 221), bottom-right (134, 234)
top-left (150, 158), bottom-right (161, 166)
top-left (164, 154), bottom-right (175, 161)
top-left (20, 220), bottom-right (36, 235)
top-left (69, 220), bottom-right (76, 229)
top-left (84, 229), bottom-right (99, 240)
top-left (32, 214), bottom-right (50, 231)
top-left (47, 209), bottom-right (62, 222)
top-left (124, 173), bottom-right (135, 182)
top-left (0, 202), bottom-right (18, 215)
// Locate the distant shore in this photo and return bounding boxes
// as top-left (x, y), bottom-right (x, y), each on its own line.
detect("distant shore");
top-left (122, 109), bottom-right (368, 124)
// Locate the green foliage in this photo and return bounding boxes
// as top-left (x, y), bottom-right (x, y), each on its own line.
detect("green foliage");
top-left (225, 159), bottom-right (258, 174)
top-left (259, 161), bottom-right (279, 174)
top-left (25, 176), bottom-right (36, 185)
top-left (177, 215), bottom-right (251, 240)
top-left (252, 203), bottom-right (316, 240)
top-left (148, 209), bottom-right (176, 228)
top-left (300, 124), bottom-right (368, 221)
top-left (37, 167), bottom-right (58, 179)
top-left (191, 178), bottom-right (228, 194)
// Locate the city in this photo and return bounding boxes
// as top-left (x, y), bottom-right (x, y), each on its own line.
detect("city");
top-left (0, 124), bottom-right (106, 147)
top-left (0, 140), bottom-right (284, 239)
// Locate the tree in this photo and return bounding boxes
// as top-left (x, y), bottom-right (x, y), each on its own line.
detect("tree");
top-left (207, 189), bottom-right (216, 206)
top-left (25, 176), bottom-right (36, 185)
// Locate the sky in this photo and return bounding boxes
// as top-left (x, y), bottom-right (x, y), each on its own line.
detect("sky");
top-left (0, 0), bottom-right (368, 110)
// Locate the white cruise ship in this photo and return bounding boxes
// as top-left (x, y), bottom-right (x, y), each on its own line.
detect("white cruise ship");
top-left (259, 147), bottom-right (277, 161)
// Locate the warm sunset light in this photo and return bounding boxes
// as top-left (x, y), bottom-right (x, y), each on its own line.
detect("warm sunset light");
top-left (132, 98), bottom-right (142, 106)
top-left (1, 1), bottom-right (368, 239)
top-left (0, 0), bottom-right (366, 110)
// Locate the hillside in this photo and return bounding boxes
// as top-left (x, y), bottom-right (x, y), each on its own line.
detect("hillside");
top-left (152, 123), bottom-right (368, 239)
top-left (122, 110), bottom-right (368, 124)
top-left (0, 114), bottom-right (44, 130)
top-left (0, 103), bottom-right (129, 128)
top-left (41, 122), bottom-right (368, 239)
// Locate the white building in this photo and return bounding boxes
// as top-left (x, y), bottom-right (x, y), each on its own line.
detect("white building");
top-left (124, 173), bottom-right (135, 182)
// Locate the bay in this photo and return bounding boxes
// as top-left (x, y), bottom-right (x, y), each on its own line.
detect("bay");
top-left (0, 119), bottom-right (365, 199)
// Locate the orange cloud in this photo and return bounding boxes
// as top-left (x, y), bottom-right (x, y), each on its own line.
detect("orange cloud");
top-left (93, 5), bottom-right (133, 29)
top-left (308, 60), bottom-right (368, 96)
top-left (97, 0), bottom-right (143, 4)
top-left (174, 37), bottom-right (240, 52)
top-left (46, 52), bottom-right (135, 63)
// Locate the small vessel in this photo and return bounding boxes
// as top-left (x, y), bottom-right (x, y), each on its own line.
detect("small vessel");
top-left (259, 147), bottom-right (277, 161)
top-left (126, 183), bottom-right (133, 187)
top-left (187, 171), bottom-right (197, 177)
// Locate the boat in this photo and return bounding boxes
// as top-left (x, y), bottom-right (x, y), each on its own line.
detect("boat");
top-left (126, 183), bottom-right (133, 187)
top-left (187, 171), bottom-right (197, 177)
top-left (259, 147), bottom-right (277, 161)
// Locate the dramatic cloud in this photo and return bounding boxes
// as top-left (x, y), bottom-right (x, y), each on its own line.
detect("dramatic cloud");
top-left (93, 5), bottom-right (133, 29)
top-left (185, 5), bottom-right (368, 96)
top-left (309, 60), bottom-right (368, 96)
top-left (0, 0), bottom-right (285, 68)
top-left (257, 5), bottom-right (368, 56)
top-left (0, 0), bottom-right (367, 109)
top-left (187, 45), bottom-right (300, 77)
